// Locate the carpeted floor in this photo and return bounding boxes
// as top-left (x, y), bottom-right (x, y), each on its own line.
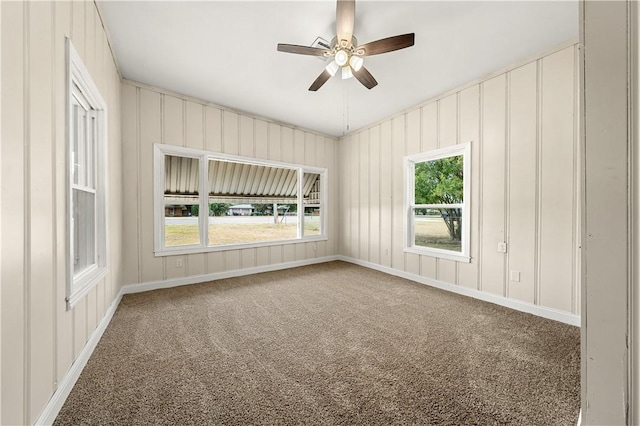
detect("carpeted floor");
top-left (55, 261), bottom-right (580, 425)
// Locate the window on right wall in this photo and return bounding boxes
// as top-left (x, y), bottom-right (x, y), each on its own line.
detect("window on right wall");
top-left (404, 142), bottom-right (471, 262)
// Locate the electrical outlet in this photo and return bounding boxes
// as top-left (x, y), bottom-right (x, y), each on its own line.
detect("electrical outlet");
top-left (313, 243), bottom-right (317, 252)
top-left (385, 248), bottom-right (389, 255)
top-left (176, 258), bottom-right (183, 268)
top-left (497, 242), bottom-right (507, 253)
top-left (510, 271), bottom-right (521, 282)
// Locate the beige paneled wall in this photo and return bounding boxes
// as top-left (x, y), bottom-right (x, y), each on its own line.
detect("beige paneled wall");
top-left (0, 1), bottom-right (122, 424)
top-left (120, 81), bottom-right (338, 286)
top-left (338, 44), bottom-right (579, 316)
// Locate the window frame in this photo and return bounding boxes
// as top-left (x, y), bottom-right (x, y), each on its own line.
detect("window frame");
top-left (153, 143), bottom-right (328, 256)
top-left (66, 39), bottom-right (109, 309)
top-left (403, 142), bottom-right (471, 263)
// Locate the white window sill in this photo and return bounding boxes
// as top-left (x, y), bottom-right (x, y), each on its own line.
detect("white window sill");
top-left (67, 266), bottom-right (109, 310)
top-left (404, 247), bottom-right (471, 263)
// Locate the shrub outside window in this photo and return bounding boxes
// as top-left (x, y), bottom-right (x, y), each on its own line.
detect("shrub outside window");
top-left (404, 143), bottom-right (470, 262)
top-left (154, 144), bottom-right (327, 255)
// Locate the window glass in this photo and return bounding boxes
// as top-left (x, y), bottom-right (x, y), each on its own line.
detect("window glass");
top-left (164, 155), bottom-right (200, 247)
top-left (413, 155), bottom-right (463, 252)
top-left (67, 39), bottom-right (108, 308)
top-left (72, 188), bottom-right (96, 275)
top-left (207, 159), bottom-right (299, 246)
top-left (405, 143), bottom-right (469, 261)
top-left (303, 172), bottom-right (321, 236)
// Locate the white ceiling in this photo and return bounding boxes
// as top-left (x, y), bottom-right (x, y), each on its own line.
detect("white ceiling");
top-left (99, 1), bottom-right (578, 137)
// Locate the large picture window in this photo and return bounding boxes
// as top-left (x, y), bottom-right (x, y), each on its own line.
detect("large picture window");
top-left (404, 143), bottom-right (470, 262)
top-left (154, 144), bottom-right (327, 255)
top-left (67, 39), bottom-right (108, 308)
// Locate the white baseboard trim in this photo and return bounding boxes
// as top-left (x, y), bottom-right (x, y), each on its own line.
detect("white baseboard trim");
top-left (337, 256), bottom-right (581, 327)
top-left (35, 289), bottom-right (124, 426)
top-left (121, 255), bottom-right (340, 295)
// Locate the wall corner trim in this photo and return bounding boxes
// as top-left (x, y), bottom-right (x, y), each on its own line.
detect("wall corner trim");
top-left (34, 290), bottom-right (124, 426)
top-left (337, 256), bottom-right (581, 327)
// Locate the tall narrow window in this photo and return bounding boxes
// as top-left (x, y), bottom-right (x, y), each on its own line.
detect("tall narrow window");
top-left (67, 39), bottom-right (108, 308)
top-left (404, 143), bottom-right (470, 262)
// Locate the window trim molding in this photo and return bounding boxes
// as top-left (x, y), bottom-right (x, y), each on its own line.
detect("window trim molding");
top-left (403, 142), bottom-right (471, 263)
top-left (153, 143), bottom-right (328, 256)
top-left (66, 38), bottom-right (109, 309)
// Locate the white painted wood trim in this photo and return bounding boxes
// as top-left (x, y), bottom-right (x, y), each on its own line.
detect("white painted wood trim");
top-left (122, 255), bottom-right (340, 295)
top-left (338, 255), bottom-right (580, 326)
top-left (35, 289), bottom-right (124, 426)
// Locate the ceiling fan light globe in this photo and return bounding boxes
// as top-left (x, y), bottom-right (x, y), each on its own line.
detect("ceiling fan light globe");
top-left (325, 60), bottom-right (339, 77)
top-left (335, 50), bottom-right (349, 67)
top-left (349, 55), bottom-right (364, 71)
top-left (341, 66), bottom-right (353, 80)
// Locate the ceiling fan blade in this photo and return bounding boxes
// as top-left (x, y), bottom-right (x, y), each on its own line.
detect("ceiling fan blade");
top-left (357, 33), bottom-right (415, 56)
top-left (353, 66), bottom-right (378, 90)
top-left (277, 44), bottom-right (331, 57)
top-left (309, 69), bottom-right (332, 91)
top-left (336, 0), bottom-right (355, 47)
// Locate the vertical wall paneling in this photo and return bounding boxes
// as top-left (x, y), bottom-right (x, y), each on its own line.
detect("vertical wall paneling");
top-left (369, 126), bottom-right (381, 265)
top-left (457, 85), bottom-right (480, 289)
top-left (256, 246), bottom-right (269, 267)
top-left (359, 132), bottom-right (369, 261)
top-left (267, 123), bottom-right (281, 161)
top-left (2, 1), bottom-right (122, 420)
top-left (120, 81), bottom-right (338, 291)
top-left (280, 127), bottom-right (293, 163)
top-left (239, 115), bottom-right (254, 158)
top-left (480, 75), bottom-right (507, 296)
top-left (293, 129), bottom-right (305, 165)
top-left (28, 2), bottom-right (55, 421)
top-left (54, 0), bottom-right (73, 385)
top-left (255, 119), bottom-right (268, 160)
top-left (325, 135), bottom-right (337, 255)
top-left (241, 248), bottom-right (256, 269)
top-left (121, 84), bottom-right (139, 285)
top-left (350, 133), bottom-right (359, 259)
top-left (391, 116), bottom-right (405, 270)
top-left (341, 134), bottom-right (350, 257)
top-left (222, 110), bottom-right (239, 155)
top-left (282, 244), bottom-right (295, 263)
top-left (225, 250), bottom-right (241, 271)
top-left (507, 62), bottom-right (538, 304)
top-left (379, 122), bottom-right (392, 267)
top-left (405, 111), bottom-right (421, 275)
top-left (205, 106), bottom-right (222, 153)
top-left (207, 251), bottom-right (224, 274)
top-left (539, 48), bottom-right (575, 313)
top-left (337, 44), bottom-right (578, 317)
top-left (140, 90), bottom-right (164, 282)
top-left (1, 2), bottom-right (26, 423)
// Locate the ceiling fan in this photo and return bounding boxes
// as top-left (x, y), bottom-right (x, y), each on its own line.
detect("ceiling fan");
top-left (276, 0), bottom-right (415, 91)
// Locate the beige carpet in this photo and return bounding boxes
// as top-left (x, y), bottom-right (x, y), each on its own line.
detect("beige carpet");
top-left (55, 261), bottom-right (580, 425)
